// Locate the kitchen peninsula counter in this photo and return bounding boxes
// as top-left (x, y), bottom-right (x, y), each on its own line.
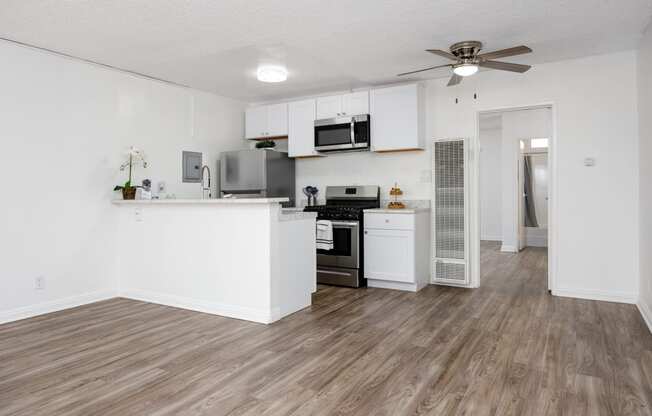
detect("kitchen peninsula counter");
top-left (112, 198), bottom-right (316, 324)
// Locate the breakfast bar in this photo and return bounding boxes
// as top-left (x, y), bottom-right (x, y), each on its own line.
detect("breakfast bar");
top-left (112, 198), bottom-right (317, 324)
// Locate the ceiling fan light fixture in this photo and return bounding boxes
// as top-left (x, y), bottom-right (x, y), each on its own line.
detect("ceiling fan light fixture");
top-left (257, 65), bottom-right (288, 83)
top-left (453, 63), bottom-right (479, 77)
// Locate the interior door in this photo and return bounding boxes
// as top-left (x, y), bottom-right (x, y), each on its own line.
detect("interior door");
top-left (518, 155), bottom-right (526, 251)
top-left (432, 139), bottom-right (470, 286)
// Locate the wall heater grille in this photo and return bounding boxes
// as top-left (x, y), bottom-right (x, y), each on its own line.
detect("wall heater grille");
top-left (432, 139), bottom-right (469, 285)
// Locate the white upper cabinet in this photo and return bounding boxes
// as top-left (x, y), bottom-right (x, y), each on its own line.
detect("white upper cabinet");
top-left (342, 91), bottom-right (369, 116)
top-left (316, 91), bottom-right (369, 119)
top-left (288, 99), bottom-right (321, 158)
top-left (245, 103), bottom-right (288, 139)
top-left (266, 103), bottom-right (288, 137)
top-left (315, 95), bottom-right (342, 119)
top-left (370, 83), bottom-right (425, 152)
top-left (245, 106), bottom-right (268, 139)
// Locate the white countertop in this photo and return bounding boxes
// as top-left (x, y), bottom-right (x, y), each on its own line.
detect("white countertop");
top-left (112, 197), bottom-right (289, 205)
top-left (364, 207), bottom-right (430, 214)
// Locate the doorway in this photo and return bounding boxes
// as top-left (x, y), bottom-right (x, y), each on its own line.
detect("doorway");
top-left (474, 105), bottom-right (554, 290)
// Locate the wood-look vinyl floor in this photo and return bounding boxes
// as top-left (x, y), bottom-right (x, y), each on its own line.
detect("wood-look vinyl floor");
top-left (1, 241), bottom-right (651, 415)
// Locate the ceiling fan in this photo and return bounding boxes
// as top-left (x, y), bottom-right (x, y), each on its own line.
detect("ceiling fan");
top-left (398, 41), bottom-right (532, 86)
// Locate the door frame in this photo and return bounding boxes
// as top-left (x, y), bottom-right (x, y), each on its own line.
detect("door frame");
top-left (471, 103), bottom-right (557, 291)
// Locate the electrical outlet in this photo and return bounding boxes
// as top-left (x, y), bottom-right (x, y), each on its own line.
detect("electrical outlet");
top-left (134, 207), bottom-right (144, 222)
top-left (35, 276), bottom-right (45, 290)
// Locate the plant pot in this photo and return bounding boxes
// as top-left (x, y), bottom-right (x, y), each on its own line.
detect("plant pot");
top-left (122, 187), bottom-right (137, 200)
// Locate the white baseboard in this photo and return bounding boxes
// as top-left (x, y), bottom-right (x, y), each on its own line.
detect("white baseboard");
top-left (0, 290), bottom-right (117, 325)
top-left (525, 237), bottom-right (548, 247)
top-left (367, 279), bottom-right (424, 292)
top-left (119, 289), bottom-right (277, 324)
top-left (638, 300), bottom-right (652, 334)
top-left (481, 235), bottom-right (502, 242)
top-left (500, 245), bottom-right (518, 253)
top-left (552, 287), bottom-right (637, 304)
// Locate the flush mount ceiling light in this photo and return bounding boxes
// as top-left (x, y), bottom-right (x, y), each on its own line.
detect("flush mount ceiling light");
top-left (452, 63), bottom-right (479, 77)
top-left (256, 65), bottom-right (288, 83)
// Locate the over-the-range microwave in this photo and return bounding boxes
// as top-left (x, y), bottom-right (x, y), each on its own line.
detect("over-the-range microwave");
top-left (314, 114), bottom-right (370, 152)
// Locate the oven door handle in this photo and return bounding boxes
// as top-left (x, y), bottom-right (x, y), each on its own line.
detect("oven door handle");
top-left (317, 269), bottom-right (354, 277)
top-left (329, 221), bottom-right (359, 228)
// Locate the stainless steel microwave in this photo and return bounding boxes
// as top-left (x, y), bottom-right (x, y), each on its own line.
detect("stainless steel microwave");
top-left (314, 114), bottom-right (370, 152)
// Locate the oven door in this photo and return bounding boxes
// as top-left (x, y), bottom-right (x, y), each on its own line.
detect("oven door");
top-left (316, 220), bottom-right (359, 269)
top-left (314, 115), bottom-right (369, 152)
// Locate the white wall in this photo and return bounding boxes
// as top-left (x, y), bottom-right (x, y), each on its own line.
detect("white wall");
top-left (296, 51), bottom-right (639, 302)
top-left (479, 124), bottom-right (503, 241)
top-left (295, 151), bottom-right (432, 206)
top-left (638, 23), bottom-right (652, 328)
top-left (430, 51), bottom-right (639, 302)
top-left (0, 41), bottom-right (246, 321)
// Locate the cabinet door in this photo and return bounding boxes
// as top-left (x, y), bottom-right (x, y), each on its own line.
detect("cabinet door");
top-left (316, 95), bottom-right (342, 119)
top-left (370, 84), bottom-right (424, 151)
top-left (342, 91), bottom-right (369, 116)
top-left (245, 106), bottom-right (268, 139)
top-left (288, 99), bottom-right (318, 157)
top-left (364, 228), bottom-right (414, 283)
top-left (267, 103), bottom-right (288, 137)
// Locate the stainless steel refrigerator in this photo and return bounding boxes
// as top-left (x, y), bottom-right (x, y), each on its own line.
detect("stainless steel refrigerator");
top-left (219, 149), bottom-right (295, 207)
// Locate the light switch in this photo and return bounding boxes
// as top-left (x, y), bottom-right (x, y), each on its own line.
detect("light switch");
top-left (584, 157), bottom-right (596, 167)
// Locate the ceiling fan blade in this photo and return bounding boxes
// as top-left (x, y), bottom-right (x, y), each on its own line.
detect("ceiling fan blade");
top-left (397, 64), bottom-right (452, 77)
top-left (447, 74), bottom-right (462, 87)
top-left (479, 60), bottom-right (531, 73)
top-left (426, 49), bottom-right (458, 61)
top-left (477, 45), bottom-right (532, 61)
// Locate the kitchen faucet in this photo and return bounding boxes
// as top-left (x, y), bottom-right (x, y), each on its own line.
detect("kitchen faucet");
top-left (200, 165), bottom-right (211, 199)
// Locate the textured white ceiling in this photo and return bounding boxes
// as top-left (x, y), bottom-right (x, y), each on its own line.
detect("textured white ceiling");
top-left (1, 0), bottom-right (651, 101)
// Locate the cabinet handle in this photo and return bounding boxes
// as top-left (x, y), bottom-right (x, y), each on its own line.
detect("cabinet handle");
top-left (385, 219), bottom-right (390, 223)
top-left (364, 231), bottom-right (368, 234)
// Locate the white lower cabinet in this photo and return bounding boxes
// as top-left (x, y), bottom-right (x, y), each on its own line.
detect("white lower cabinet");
top-left (363, 210), bottom-right (430, 292)
top-left (364, 229), bottom-right (414, 283)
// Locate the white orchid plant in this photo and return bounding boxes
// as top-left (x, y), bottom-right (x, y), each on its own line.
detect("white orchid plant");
top-left (114, 146), bottom-right (148, 192)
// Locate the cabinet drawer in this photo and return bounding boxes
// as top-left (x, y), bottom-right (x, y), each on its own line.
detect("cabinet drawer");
top-left (364, 213), bottom-right (414, 230)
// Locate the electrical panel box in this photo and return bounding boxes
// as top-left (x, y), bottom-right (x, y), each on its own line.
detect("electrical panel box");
top-left (182, 151), bottom-right (202, 183)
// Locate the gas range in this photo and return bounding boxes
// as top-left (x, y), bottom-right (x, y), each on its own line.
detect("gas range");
top-left (303, 186), bottom-right (380, 288)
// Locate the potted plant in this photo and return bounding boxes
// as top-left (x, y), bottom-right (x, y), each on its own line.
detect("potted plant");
top-left (114, 146), bottom-right (147, 200)
top-left (255, 140), bottom-right (276, 149)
